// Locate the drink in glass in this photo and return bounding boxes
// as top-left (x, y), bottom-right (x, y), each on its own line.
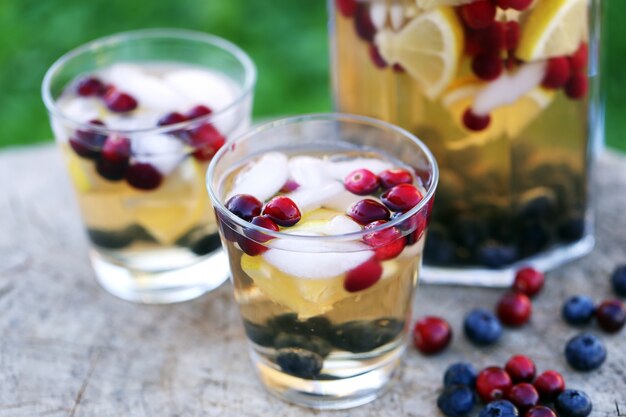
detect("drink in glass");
top-left (207, 114), bottom-right (437, 409)
top-left (42, 29), bottom-right (256, 303)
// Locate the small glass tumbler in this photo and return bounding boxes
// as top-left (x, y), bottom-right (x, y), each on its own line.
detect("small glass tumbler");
top-left (207, 114), bottom-right (438, 409)
top-left (42, 29), bottom-right (256, 303)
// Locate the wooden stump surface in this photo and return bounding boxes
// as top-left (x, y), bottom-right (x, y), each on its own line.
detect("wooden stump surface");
top-left (0, 145), bottom-right (624, 416)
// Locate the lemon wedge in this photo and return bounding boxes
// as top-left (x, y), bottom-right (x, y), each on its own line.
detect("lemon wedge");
top-left (516, 0), bottom-right (588, 61)
top-left (125, 159), bottom-right (210, 245)
top-left (375, 7), bottom-right (463, 99)
top-left (65, 151), bottom-right (93, 193)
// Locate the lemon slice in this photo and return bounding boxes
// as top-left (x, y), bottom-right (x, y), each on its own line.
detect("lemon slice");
top-left (516, 0), bottom-right (588, 61)
top-left (375, 7), bottom-right (463, 99)
top-left (125, 159), bottom-right (209, 244)
top-left (415, 0), bottom-right (474, 10)
top-left (64, 151), bottom-right (93, 193)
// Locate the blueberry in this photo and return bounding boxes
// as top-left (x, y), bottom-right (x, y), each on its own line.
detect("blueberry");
top-left (476, 242), bottom-right (518, 268)
top-left (478, 399), bottom-right (519, 417)
top-left (274, 333), bottom-right (332, 357)
top-left (437, 385), bottom-right (475, 417)
top-left (558, 215), bottom-right (585, 242)
top-left (565, 333), bottom-right (607, 371)
top-left (444, 362), bottom-right (478, 388)
top-left (464, 309), bottom-right (502, 346)
top-left (554, 389), bottom-right (592, 417)
top-left (87, 224), bottom-right (153, 249)
top-left (276, 348), bottom-right (323, 379)
top-left (562, 296), bottom-right (595, 326)
top-left (242, 320), bottom-right (275, 347)
top-left (611, 265), bottom-right (626, 297)
top-left (330, 318), bottom-right (403, 353)
top-left (268, 313), bottom-right (332, 338)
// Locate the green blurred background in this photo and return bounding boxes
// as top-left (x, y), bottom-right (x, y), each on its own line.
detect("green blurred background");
top-left (0, 0), bottom-right (623, 151)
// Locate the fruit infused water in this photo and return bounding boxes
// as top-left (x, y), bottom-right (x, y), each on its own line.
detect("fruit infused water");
top-left (207, 114), bottom-right (437, 409)
top-left (330, 0), bottom-right (601, 282)
top-left (43, 30), bottom-right (255, 303)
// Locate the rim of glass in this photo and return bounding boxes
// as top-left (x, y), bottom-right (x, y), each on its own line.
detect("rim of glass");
top-left (206, 113), bottom-right (439, 243)
top-left (41, 28), bottom-right (257, 136)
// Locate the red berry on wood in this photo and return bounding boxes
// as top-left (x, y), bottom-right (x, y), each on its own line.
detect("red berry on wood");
top-left (413, 316), bottom-right (453, 355)
top-left (507, 383), bottom-right (539, 413)
top-left (525, 406), bottom-right (557, 417)
top-left (533, 370), bottom-right (565, 401)
top-left (595, 299), bottom-right (626, 333)
top-left (497, 292), bottom-right (532, 326)
top-left (505, 355), bottom-right (536, 383)
top-left (476, 367), bottom-right (513, 403)
top-left (513, 267), bottom-right (545, 298)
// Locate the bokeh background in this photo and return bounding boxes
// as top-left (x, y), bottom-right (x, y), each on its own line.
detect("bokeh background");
top-left (0, 0), bottom-right (623, 150)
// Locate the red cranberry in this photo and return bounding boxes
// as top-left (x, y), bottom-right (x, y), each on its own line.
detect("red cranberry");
top-left (381, 184), bottom-right (423, 212)
top-left (347, 199), bottom-right (390, 225)
top-left (157, 112), bottom-right (187, 126)
top-left (76, 77), bottom-right (105, 97)
top-left (103, 87), bottom-right (138, 113)
top-left (392, 64), bottom-right (405, 73)
top-left (463, 108), bottom-right (491, 131)
top-left (368, 44), bottom-right (388, 68)
top-left (188, 123), bottom-right (226, 161)
top-left (507, 383), bottom-right (539, 413)
top-left (542, 57), bottom-right (571, 89)
top-left (504, 21), bottom-right (521, 51)
top-left (95, 158), bottom-right (128, 181)
top-left (525, 406), bottom-right (557, 417)
top-left (364, 220), bottom-right (405, 261)
top-left (476, 367), bottom-right (513, 403)
top-left (101, 136), bottom-right (131, 163)
top-left (263, 196), bottom-right (301, 227)
top-left (336, 0), bottom-right (357, 17)
top-left (225, 194), bottom-right (263, 221)
top-left (595, 299), bottom-right (626, 333)
top-left (533, 370), bottom-right (565, 401)
top-left (472, 52), bottom-right (503, 81)
top-left (412, 316), bottom-right (452, 355)
top-left (280, 179), bottom-right (300, 193)
top-left (461, 0), bottom-right (496, 30)
top-left (343, 258), bottom-right (383, 292)
top-left (238, 215), bottom-right (280, 256)
top-left (402, 211), bottom-right (428, 246)
top-left (185, 104), bottom-right (213, 120)
top-left (465, 28), bottom-right (484, 56)
top-left (379, 169), bottom-right (413, 190)
top-left (565, 72), bottom-right (588, 99)
top-left (96, 138), bottom-right (131, 182)
top-left (513, 267), bottom-right (545, 298)
top-left (569, 43), bottom-right (588, 72)
top-left (125, 163), bottom-right (163, 191)
top-left (69, 120), bottom-right (107, 159)
top-left (354, 3), bottom-right (376, 42)
top-left (505, 0), bottom-right (533, 10)
top-left (344, 168), bottom-right (380, 195)
top-left (497, 292), bottom-right (532, 327)
top-left (505, 355), bottom-right (536, 383)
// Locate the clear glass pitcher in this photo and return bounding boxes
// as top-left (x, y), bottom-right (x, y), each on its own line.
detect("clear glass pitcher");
top-left (329, 0), bottom-right (604, 286)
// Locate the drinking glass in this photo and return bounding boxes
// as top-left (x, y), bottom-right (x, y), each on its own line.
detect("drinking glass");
top-left (42, 29), bottom-right (256, 303)
top-left (207, 114), bottom-right (438, 409)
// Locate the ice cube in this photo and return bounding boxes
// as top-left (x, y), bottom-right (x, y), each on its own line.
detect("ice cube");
top-left (227, 152), bottom-right (289, 202)
top-left (473, 61), bottom-right (547, 115)
top-left (103, 63), bottom-right (188, 111)
top-left (389, 4), bottom-right (405, 30)
top-left (288, 182), bottom-right (345, 213)
top-left (323, 190), bottom-right (371, 213)
top-left (263, 238), bottom-right (372, 279)
top-left (327, 215), bottom-right (362, 235)
top-left (57, 96), bottom-right (101, 122)
top-left (370, 3), bottom-right (388, 29)
top-left (164, 69), bottom-right (237, 112)
top-left (328, 158), bottom-right (393, 180)
top-left (131, 134), bottom-right (186, 175)
top-left (288, 156), bottom-right (334, 188)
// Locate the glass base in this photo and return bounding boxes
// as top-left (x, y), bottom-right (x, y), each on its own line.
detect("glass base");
top-left (421, 235), bottom-right (595, 287)
top-left (91, 248), bottom-right (229, 303)
top-left (250, 343), bottom-right (404, 410)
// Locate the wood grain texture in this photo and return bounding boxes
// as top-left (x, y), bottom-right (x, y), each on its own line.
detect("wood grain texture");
top-left (0, 145), bottom-right (624, 417)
